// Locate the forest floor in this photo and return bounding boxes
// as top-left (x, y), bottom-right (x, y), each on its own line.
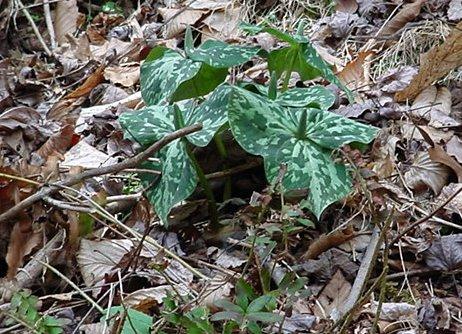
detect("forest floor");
top-left (0, 0), bottom-right (462, 333)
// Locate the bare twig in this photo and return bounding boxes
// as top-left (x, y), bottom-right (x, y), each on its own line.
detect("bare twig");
top-left (0, 124), bottom-right (202, 224)
top-left (15, 0), bottom-right (52, 56)
top-left (390, 185), bottom-right (462, 246)
top-left (43, 0), bottom-right (56, 49)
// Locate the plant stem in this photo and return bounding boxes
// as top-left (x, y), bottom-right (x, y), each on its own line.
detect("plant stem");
top-left (214, 133), bottom-right (232, 200)
top-left (186, 145), bottom-right (219, 229)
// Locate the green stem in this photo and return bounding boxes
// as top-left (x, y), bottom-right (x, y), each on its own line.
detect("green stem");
top-left (186, 145), bottom-right (219, 229)
top-left (173, 105), bottom-right (219, 228)
top-left (281, 69), bottom-right (291, 92)
top-left (214, 133), bottom-right (232, 201)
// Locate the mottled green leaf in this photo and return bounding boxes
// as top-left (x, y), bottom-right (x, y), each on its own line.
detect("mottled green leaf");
top-left (171, 64), bottom-right (228, 102)
top-left (185, 84), bottom-right (233, 147)
top-left (276, 86), bottom-right (336, 109)
top-left (119, 105), bottom-right (175, 145)
top-left (148, 140), bottom-right (197, 223)
top-left (227, 86), bottom-right (377, 218)
top-left (241, 23), bottom-right (353, 101)
top-left (119, 105), bottom-right (198, 223)
top-left (141, 48), bottom-right (201, 105)
top-left (187, 40), bottom-right (260, 68)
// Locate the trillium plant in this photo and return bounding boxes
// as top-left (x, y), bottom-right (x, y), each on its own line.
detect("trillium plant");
top-left (119, 24), bottom-right (378, 225)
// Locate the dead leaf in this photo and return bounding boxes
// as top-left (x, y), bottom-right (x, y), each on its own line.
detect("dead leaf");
top-left (446, 136), bottom-right (462, 163)
top-left (89, 83), bottom-right (129, 105)
top-left (54, 0), bottom-right (79, 45)
top-left (78, 239), bottom-right (142, 287)
top-left (410, 86), bottom-right (458, 128)
top-left (448, 0), bottom-right (462, 21)
top-left (400, 123), bottom-right (453, 144)
top-left (6, 223), bottom-right (42, 279)
top-left (125, 285), bottom-right (189, 307)
top-left (199, 275), bottom-right (233, 308)
top-left (301, 249), bottom-right (359, 281)
top-left (378, 0), bottom-right (424, 38)
top-left (65, 66), bottom-right (105, 99)
top-left (396, 21), bottom-right (462, 102)
top-left (404, 151), bottom-right (450, 194)
top-left (0, 106), bottom-right (40, 134)
top-left (435, 183), bottom-right (462, 215)
top-left (158, 8), bottom-right (207, 39)
top-left (202, 6), bottom-right (241, 40)
top-left (34, 123), bottom-right (75, 160)
top-left (423, 234), bottom-right (462, 271)
top-left (104, 66), bottom-right (140, 87)
top-left (302, 225), bottom-right (354, 260)
top-left (62, 141), bottom-right (118, 169)
top-left (338, 52), bottom-right (373, 91)
top-left (317, 270), bottom-right (351, 318)
top-left (371, 302), bottom-right (417, 321)
top-left (335, 0), bottom-right (358, 13)
top-left (207, 247), bottom-right (247, 268)
top-left (428, 145), bottom-right (462, 182)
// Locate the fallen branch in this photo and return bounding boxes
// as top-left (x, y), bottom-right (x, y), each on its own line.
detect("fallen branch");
top-left (0, 124), bottom-right (202, 224)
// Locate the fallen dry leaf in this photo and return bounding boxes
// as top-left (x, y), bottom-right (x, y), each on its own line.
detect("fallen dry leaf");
top-left (104, 65), bottom-right (140, 87)
top-left (6, 223), bottom-right (42, 279)
top-left (62, 141), bottom-right (118, 169)
top-left (446, 135), bottom-right (462, 163)
top-left (158, 7), bottom-right (207, 39)
top-left (396, 21), bottom-right (462, 102)
top-left (338, 51), bottom-right (373, 92)
top-left (316, 270), bottom-right (351, 318)
top-left (65, 66), bottom-right (105, 99)
top-left (410, 86), bottom-right (459, 128)
top-left (54, 0), bottom-right (79, 45)
top-left (423, 234), bottom-right (462, 271)
top-left (448, 0), bottom-right (462, 21)
top-left (335, 0), bottom-right (358, 13)
top-left (404, 151), bottom-right (450, 194)
top-left (125, 285), bottom-right (189, 307)
top-left (428, 145), bottom-right (462, 182)
top-left (378, 0), bottom-right (424, 38)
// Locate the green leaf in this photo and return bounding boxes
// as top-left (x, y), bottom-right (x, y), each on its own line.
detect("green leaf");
top-left (227, 86), bottom-right (377, 218)
top-left (247, 295), bottom-right (275, 313)
top-left (185, 84), bottom-right (233, 147)
top-left (247, 321), bottom-right (262, 334)
top-left (210, 311), bottom-right (243, 323)
top-left (171, 65), bottom-right (228, 102)
top-left (119, 105), bottom-right (198, 223)
top-left (142, 39), bottom-right (259, 105)
top-left (241, 23), bottom-right (352, 100)
top-left (214, 299), bottom-right (244, 313)
top-left (141, 48), bottom-right (201, 105)
top-left (187, 40), bottom-right (260, 68)
top-left (275, 86), bottom-right (335, 109)
top-left (247, 312), bottom-right (283, 323)
top-left (105, 307), bottom-right (153, 334)
top-left (235, 279), bottom-right (255, 310)
top-left (148, 140), bottom-right (197, 223)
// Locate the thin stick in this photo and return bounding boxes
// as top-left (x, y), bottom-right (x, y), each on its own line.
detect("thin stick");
top-left (15, 0), bottom-right (52, 56)
top-left (0, 124), bottom-right (202, 224)
top-left (43, 0), bottom-right (56, 49)
top-left (390, 185), bottom-right (462, 246)
top-left (38, 260), bottom-right (105, 314)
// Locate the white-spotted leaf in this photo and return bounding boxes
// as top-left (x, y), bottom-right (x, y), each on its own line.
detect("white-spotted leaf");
top-left (227, 86), bottom-right (377, 218)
